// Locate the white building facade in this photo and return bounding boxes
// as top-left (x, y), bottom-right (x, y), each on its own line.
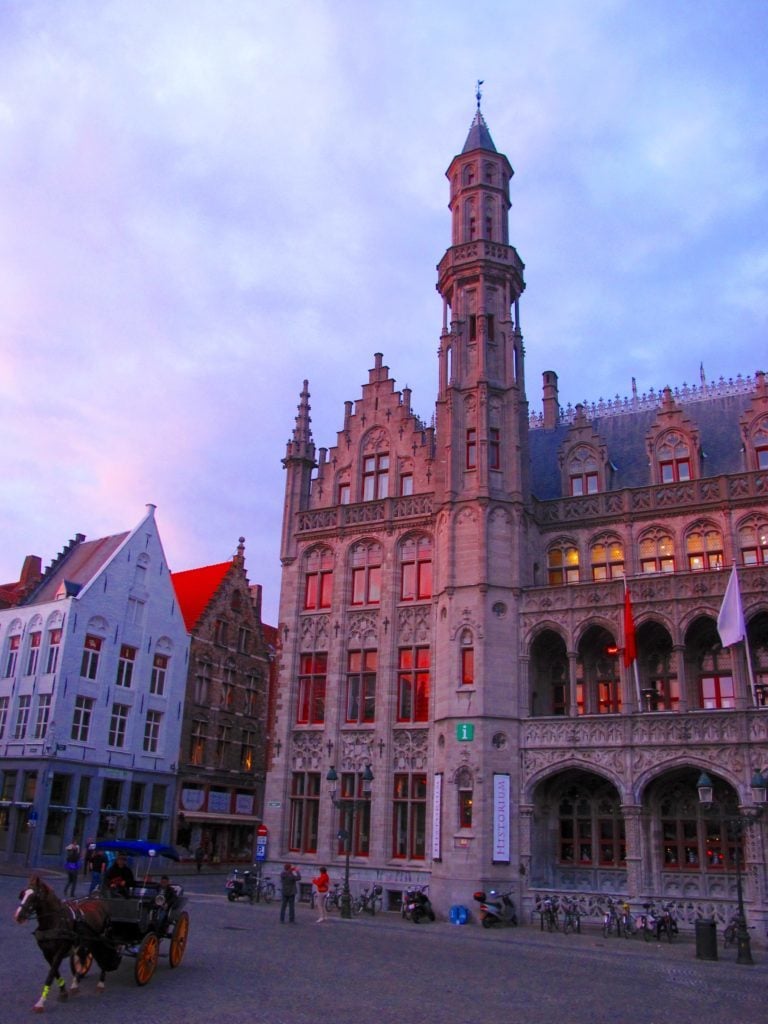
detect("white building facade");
top-left (0, 505), bottom-right (189, 867)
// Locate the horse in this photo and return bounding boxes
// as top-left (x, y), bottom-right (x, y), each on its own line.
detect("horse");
top-left (14, 875), bottom-right (120, 1012)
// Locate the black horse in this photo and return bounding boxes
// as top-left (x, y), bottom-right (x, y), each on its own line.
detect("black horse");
top-left (14, 875), bottom-right (120, 1011)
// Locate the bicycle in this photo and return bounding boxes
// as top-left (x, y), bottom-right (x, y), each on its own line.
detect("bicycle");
top-left (539, 895), bottom-right (560, 932)
top-left (352, 883), bottom-right (383, 915)
top-left (254, 875), bottom-right (275, 903)
top-left (323, 882), bottom-right (345, 913)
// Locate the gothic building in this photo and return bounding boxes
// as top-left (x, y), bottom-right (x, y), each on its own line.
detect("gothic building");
top-left (263, 106), bottom-right (768, 932)
top-left (171, 540), bottom-right (272, 864)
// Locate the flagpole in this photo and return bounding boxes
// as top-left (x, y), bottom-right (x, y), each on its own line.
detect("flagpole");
top-left (623, 576), bottom-right (643, 708)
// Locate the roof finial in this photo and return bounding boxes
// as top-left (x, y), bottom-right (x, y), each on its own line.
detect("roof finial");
top-left (476, 79), bottom-right (484, 111)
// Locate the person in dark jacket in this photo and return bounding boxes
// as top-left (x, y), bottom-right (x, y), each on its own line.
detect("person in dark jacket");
top-left (279, 863), bottom-right (301, 923)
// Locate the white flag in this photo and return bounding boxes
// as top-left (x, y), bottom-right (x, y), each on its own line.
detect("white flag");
top-left (717, 564), bottom-right (745, 648)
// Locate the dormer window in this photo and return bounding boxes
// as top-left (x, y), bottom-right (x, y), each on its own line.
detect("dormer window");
top-left (567, 446), bottom-right (600, 496)
top-left (657, 433), bottom-right (692, 483)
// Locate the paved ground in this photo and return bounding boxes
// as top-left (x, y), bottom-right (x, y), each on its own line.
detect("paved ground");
top-left (3, 864), bottom-right (766, 1024)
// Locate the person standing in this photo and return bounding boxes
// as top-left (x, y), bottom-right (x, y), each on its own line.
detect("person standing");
top-left (87, 844), bottom-right (107, 892)
top-left (279, 862), bottom-right (301, 923)
top-left (194, 844), bottom-right (205, 872)
top-left (312, 865), bottom-right (330, 922)
top-left (63, 841), bottom-right (80, 897)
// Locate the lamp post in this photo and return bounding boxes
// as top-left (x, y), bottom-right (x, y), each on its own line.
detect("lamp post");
top-left (697, 769), bottom-right (767, 966)
top-left (326, 763), bottom-right (373, 919)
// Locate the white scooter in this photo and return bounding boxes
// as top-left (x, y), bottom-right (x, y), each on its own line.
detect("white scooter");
top-left (473, 889), bottom-right (518, 928)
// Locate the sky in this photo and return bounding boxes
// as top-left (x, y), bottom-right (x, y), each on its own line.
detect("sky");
top-left (1, 0), bottom-right (767, 625)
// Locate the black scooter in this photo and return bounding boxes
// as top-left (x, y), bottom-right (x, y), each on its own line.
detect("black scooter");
top-left (226, 868), bottom-right (256, 903)
top-left (402, 884), bottom-right (435, 922)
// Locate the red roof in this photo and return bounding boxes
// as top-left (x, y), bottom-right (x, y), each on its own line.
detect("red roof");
top-left (171, 562), bottom-right (231, 631)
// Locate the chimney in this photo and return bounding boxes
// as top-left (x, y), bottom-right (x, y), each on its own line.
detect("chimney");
top-left (542, 371), bottom-right (560, 429)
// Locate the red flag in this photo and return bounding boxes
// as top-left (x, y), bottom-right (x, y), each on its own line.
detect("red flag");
top-left (623, 588), bottom-right (637, 668)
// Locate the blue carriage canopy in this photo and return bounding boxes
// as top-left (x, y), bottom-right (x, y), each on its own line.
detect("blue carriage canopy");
top-left (94, 839), bottom-right (181, 861)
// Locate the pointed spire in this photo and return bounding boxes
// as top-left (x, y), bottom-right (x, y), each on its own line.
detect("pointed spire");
top-left (463, 83), bottom-right (496, 154)
top-left (284, 379), bottom-right (315, 464)
top-left (292, 380), bottom-right (312, 446)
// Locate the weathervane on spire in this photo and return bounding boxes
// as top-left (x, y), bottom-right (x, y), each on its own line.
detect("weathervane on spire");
top-left (476, 79), bottom-right (484, 111)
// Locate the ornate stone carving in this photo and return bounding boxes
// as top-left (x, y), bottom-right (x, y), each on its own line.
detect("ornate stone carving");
top-left (392, 729), bottom-right (429, 770)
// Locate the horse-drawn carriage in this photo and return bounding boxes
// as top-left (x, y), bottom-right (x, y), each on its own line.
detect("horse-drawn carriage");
top-left (15, 838), bottom-right (190, 1010)
top-left (87, 838), bottom-right (190, 985)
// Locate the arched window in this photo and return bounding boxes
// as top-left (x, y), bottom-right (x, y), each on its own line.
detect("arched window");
top-left (568, 446), bottom-right (599, 496)
top-left (303, 547), bottom-right (333, 610)
top-left (577, 625), bottom-right (620, 715)
top-left (657, 432), bottom-right (692, 483)
top-left (685, 524), bottom-right (723, 571)
top-left (460, 629), bottom-right (474, 686)
top-left (547, 542), bottom-right (579, 585)
top-left (738, 517), bottom-right (768, 566)
top-left (653, 771), bottom-right (742, 874)
top-left (350, 541), bottom-right (381, 606)
top-left (637, 621), bottom-right (678, 711)
top-left (746, 413), bottom-right (768, 470)
top-left (639, 529), bottom-right (675, 573)
top-left (557, 778), bottom-right (625, 866)
top-left (590, 538), bottom-right (624, 580)
top-left (400, 536), bottom-right (432, 602)
top-left (686, 616), bottom-right (733, 709)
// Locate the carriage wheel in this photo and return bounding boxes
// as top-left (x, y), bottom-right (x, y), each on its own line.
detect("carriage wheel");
top-left (169, 911), bottom-right (190, 968)
top-left (70, 948), bottom-right (93, 978)
top-left (134, 933), bottom-right (159, 986)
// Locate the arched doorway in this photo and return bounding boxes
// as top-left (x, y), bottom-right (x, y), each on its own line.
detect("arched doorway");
top-left (642, 768), bottom-right (743, 902)
top-left (531, 770), bottom-right (626, 892)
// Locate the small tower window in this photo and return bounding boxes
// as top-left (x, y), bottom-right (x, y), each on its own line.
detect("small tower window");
top-left (489, 428), bottom-right (501, 471)
top-left (466, 429), bottom-right (477, 469)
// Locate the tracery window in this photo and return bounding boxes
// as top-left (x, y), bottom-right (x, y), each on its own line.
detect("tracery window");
top-left (297, 653), bottom-right (327, 724)
top-left (590, 539), bottom-right (624, 580)
top-left (568, 446), bottom-right (599, 496)
top-left (657, 432), bottom-right (692, 483)
top-left (289, 772), bottom-right (319, 854)
top-left (362, 453), bottom-right (389, 500)
top-left (738, 518), bottom-right (768, 566)
top-left (685, 524), bottom-right (723, 571)
top-left (345, 649), bottom-right (377, 723)
top-left (558, 783), bottom-right (625, 867)
top-left (547, 542), bottom-right (579, 585)
top-left (392, 773), bottom-right (427, 859)
top-left (639, 530), bottom-right (675, 573)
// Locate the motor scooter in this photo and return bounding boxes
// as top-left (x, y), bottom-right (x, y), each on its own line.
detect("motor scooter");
top-left (473, 889), bottom-right (518, 928)
top-left (402, 885), bottom-right (435, 922)
top-left (226, 868), bottom-right (256, 903)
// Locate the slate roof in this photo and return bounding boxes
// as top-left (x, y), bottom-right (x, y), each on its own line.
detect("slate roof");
top-left (462, 110), bottom-right (497, 153)
top-left (171, 562), bottom-right (230, 632)
top-left (30, 533), bottom-right (130, 604)
top-left (529, 390), bottom-right (753, 501)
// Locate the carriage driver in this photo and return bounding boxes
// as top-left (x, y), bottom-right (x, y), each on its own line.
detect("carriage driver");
top-left (105, 853), bottom-right (136, 896)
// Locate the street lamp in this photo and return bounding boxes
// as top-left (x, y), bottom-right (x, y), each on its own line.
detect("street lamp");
top-left (697, 769), bottom-right (767, 965)
top-left (326, 763), bottom-right (374, 919)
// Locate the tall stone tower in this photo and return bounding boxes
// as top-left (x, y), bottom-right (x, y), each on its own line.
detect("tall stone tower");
top-left (429, 99), bottom-right (530, 906)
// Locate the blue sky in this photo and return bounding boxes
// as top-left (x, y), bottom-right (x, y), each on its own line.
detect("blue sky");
top-left (1, 0), bottom-right (766, 624)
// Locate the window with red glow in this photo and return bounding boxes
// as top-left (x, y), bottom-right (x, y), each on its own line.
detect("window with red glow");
top-left (400, 536), bottom-right (432, 601)
top-left (397, 647), bottom-right (430, 722)
top-left (297, 653), bottom-right (327, 724)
